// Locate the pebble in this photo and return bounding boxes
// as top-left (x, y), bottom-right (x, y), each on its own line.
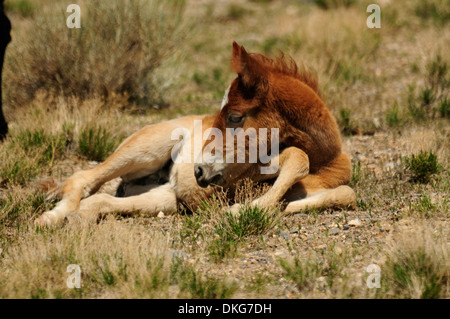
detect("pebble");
top-left (379, 221), bottom-right (392, 232)
top-left (88, 161), bottom-right (100, 167)
top-left (274, 250), bottom-right (288, 258)
top-left (348, 218), bottom-right (362, 227)
top-left (328, 227), bottom-right (341, 236)
top-left (157, 211), bottom-right (165, 218)
top-left (169, 249), bottom-right (188, 260)
top-left (279, 231), bottom-right (291, 241)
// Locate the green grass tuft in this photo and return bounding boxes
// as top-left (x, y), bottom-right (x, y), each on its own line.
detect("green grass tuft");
top-left (78, 126), bottom-right (120, 162)
top-left (208, 205), bottom-right (279, 262)
top-left (383, 246), bottom-right (448, 298)
top-left (314, 0), bottom-right (355, 10)
top-left (5, 0), bottom-right (34, 17)
top-left (403, 151), bottom-right (441, 183)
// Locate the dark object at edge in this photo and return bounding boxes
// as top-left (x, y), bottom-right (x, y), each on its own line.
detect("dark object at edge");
top-left (0, 0), bottom-right (11, 141)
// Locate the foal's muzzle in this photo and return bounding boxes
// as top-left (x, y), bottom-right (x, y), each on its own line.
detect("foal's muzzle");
top-left (194, 164), bottom-right (223, 188)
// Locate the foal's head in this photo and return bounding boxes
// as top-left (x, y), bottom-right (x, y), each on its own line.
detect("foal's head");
top-left (194, 41), bottom-right (333, 189)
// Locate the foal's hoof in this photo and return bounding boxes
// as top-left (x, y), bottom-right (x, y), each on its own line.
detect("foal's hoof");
top-left (335, 185), bottom-right (357, 209)
top-left (34, 214), bottom-right (53, 227)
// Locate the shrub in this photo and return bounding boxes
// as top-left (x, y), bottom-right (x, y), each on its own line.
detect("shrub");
top-left (386, 250), bottom-right (446, 298)
top-left (4, 0), bottom-right (187, 108)
top-left (4, 0), bottom-right (34, 17)
top-left (0, 156), bottom-right (40, 186)
top-left (0, 128), bottom-right (70, 186)
top-left (403, 151), bottom-right (441, 183)
top-left (381, 230), bottom-right (448, 299)
top-left (439, 97), bottom-right (449, 117)
top-left (227, 4), bottom-right (250, 21)
top-left (208, 204), bottom-right (279, 262)
top-left (414, 0), bottom-right (450, 26)
top-left (14, 129), bottom-right (68, 165)
top-left (427, 54), bottom-right (448, 90)
top-left (386, 104), bottom-right (401, 127)
top-left (339, 108), bottom-right (358, 135)
top-left (78, 125), bottom-right (120, 162)
top-left (407, 54), bottom-right (449, 121)
top-left (216, 205), bottom-right (278, 240)
top-left (411, 195), bottom-right (436, 218)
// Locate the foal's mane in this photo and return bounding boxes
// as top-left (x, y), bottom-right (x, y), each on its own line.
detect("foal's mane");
top-left (250, 52), bottom-right (323, 99)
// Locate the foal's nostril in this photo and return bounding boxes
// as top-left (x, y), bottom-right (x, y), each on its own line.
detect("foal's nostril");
top-left (194, 165), bottom-right (203, 180)
top-left (194, 164), bottom-right (223, 188)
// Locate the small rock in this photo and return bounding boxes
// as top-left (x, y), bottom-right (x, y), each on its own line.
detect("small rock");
top-left (348, 218), bottom-right (362, 227)
top-left (169, 249), bottom-right (188, 260)
top-left (343, 225), bottom-right (350, 231)
top-left (279, 231), bottom-right (290, 241)
top-left (380, 221), bottom-right (392, 232)
top-left (274, 250), bottom-right (288, 257)
top-left (157, 211), bottom-right (165, 218)
top-left (328, 227), bottom-right (340, 236)
top-left (373, 117), bottom-right (381, 128)
top-left (316, 276), bottom-right (327, 291)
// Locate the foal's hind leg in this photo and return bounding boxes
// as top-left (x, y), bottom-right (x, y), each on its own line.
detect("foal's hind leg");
top-left (284, 185), bottom-right (355, 214)
top-left (67, 183), bottom-right (177, 223)
top-left (35, 122), bottom-right (182, 226)
top-left (283, 152), bottom-right (356, 214)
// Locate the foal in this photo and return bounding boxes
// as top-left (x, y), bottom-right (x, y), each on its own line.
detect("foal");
top-left (194, 42), bottom-right (355, 214)
top-left (35, 42), bottom-right (355, 226)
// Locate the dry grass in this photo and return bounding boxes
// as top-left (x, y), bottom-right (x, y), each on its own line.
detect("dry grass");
top-left (0, 221), bottom-right (172, 298)
top-left (380, 223), bottom-right (449, 299)
top-left (0, 0), bottom-right (449, 299)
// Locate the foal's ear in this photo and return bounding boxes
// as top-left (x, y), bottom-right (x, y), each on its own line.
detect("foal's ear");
top-left (231, 41), bottom-right (268, 94)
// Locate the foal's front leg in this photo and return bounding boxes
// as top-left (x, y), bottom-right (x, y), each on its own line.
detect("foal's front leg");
top-left (230, 147), bottom-right (309, 213)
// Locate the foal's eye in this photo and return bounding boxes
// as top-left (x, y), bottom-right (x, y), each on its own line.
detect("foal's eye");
top-left (228, 114), bottom-right (244, 125)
